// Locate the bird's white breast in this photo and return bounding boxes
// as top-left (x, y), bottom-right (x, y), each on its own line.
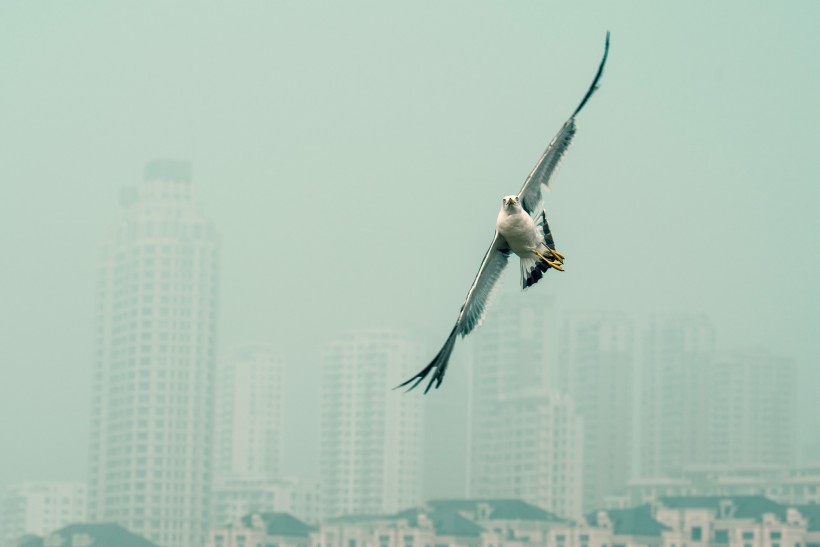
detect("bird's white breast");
top-left (497, 207), bottom-right (538, 257)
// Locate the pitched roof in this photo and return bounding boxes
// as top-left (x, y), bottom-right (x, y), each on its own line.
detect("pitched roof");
top-left (796, 504), bottom-right (820, 532)
top-left (428, 499), bottom-right (564, 522)
top-left (393, 507), bottom-right (484, 537)
top-left (21, 523), bottom-right (159, 547)
top-left (658, 496), bottom-right (787, 521)
top-left (241, 512), bottom-right (315, 537)
top-left (588, 505), bottom-right (671, 537)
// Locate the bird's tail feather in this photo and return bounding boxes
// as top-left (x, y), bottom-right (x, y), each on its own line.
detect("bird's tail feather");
top-left (395, 324), bottom-right (458, 394)
top-left (521, 256), bottom-right (549, 289)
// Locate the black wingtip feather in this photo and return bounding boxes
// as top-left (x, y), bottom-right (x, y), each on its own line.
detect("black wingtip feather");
top-left (570, 31), bottom-right (610, 119)
top-left (395, 325), bottom-right (459, 394)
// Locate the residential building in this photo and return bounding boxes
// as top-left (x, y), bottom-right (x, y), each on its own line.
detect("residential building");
top-left (320, 328), bottom-right (424, 518)
top-left (205, 513), bottom-right (314, 547)
top-left (87, 159), bottom-right (219, 547)
top-left (214, 345), bottom-right (286, 480)
top-left (15, 523), bottom-right (159, 547)
top-left (0, 482), bottom-right (86, 545)
top-left (708, 349), bottom-right (796, 467)
top-left (619, 464), bottom-right (820, 508)
top-left (640, 314), bottom-right (715, 478)
top-left (470, 296), bottom-right (583, 519)
top-left (560, 312), bottom-right (634, 510)
top-left (211, 475), bottom-right (322, 527)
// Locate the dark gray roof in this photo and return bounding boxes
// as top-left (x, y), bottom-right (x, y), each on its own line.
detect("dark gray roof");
top-left (658, 496), bottom-right (787, 521)
top-left (428, 499), bottom-right (565, 522)
top-left (393, 508), bottom-right (484, 537)
top-left (797, 504), bottom-right (820, 532)
top-left (588, 505), bottom-right (671, 537)
top-left (20, 523), bottom-right (159, 547)
top-left (240, 512), bottom-right (315, 537)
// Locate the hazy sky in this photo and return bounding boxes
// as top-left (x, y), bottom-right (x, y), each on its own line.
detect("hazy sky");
top-left (0, 1), bottom-right (817, 487)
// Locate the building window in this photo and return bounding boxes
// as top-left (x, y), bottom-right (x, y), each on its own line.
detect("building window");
top-left (691, 528), bottom-right (702, 542)
top-left (743, 533), bottom-right (755, 540)
top-left (715, 531), bottom-right (729, 544)
top-left (772, 533), bottom-right (783, 541)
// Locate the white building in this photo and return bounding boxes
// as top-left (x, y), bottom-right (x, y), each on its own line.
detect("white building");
top-left (619, 464), bottom-right (820, 508)
top-left (206, 512), bottom-right (314, 547)
top-left (560, 312), bottom-right (634, 511)
top-left (470, 296), bottom-right (583, 519)
top-left (215, 345), bottom-right (286, 480)
top-left (640, 314), bottom-right (716, 478)
top-left (211, 475), bottom-right (322, 527)
top-left (0, 482), bottom-right (86, 544)
top-left (708, 349), bottom-right (796, 467)
top-left (320, 328), bottom-right (424, 518)
top-left (87, 159), bottom-right (219, 547)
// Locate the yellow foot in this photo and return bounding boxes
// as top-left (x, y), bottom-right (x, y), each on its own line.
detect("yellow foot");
top-left (533, 249), bottom-right (565, 271)
top-left (547, 247), bottom-right (565, 263)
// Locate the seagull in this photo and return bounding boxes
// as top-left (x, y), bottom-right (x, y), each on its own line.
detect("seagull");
top-left (398, 32), bottom-right (610, 394)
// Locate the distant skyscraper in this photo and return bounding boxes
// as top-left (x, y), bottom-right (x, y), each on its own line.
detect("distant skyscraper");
top-left (470, 387), bottom-right (584, 519)
top-left (469, 296), bottom-right (583, 518)
top-left (708, 348), bottom-right (796, 466)
top-left (0, 482), bottom-right (86, 544)
top-left (560, 312), bottom-right (634, 511)
top-left (320, 328), bottom-right (424, 518)
top-left (214, 346), bottom-right (286, 481)
top-left (88, 159), bottom-right (219, 547)
top-left (640, 314), bottom-right (715, 478)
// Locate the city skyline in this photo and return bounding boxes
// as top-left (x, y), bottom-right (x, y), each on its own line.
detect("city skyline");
top-left (0, 2), bottom-right (816, 546)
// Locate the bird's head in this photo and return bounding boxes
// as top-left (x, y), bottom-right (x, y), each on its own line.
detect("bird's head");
top-left (502, 195), bottom-right (521, 210)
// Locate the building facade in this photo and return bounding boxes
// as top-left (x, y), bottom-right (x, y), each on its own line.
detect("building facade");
top-left (214, 345), bottom-right (286, 480)
top-left (640, 314), bottom-right (715, 478)
top-left (0, 482), bottom-right (86, 544)
top-left (560, 312), bottom-right (634, 511)
top-left (87, 159), bottom-right (219, 547)
top-left (320, 328), bottom-right (424, 518)
top-left (470, 296), bottom-right (583, 519)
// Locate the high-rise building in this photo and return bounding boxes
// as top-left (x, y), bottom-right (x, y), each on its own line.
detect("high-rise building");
top-left (214, 346), bottom-right (286, 480)
top-left (560, 312), bottom-right (634, 511)
top-left (708, 348), bottom-right (796, 467)
top-left (320, 328), bottom-right (424, 518)
top-left (470, 387), bottom-right (584, 519)
top-left (640, 314), bottom-right (715, 478)
top-left (0, 482), bottom-right (86, 544)
top-left (469, 295), bottom-right (583, 518)
top-left (88, 159), bottom-right (219, 547)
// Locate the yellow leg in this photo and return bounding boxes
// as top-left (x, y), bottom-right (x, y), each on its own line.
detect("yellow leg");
top-left (533, 249), bottom-right (565, 271)
top-left (547, 247), bottom-right (565, 262)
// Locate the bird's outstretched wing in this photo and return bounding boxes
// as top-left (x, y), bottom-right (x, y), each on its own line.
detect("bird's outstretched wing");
top-left (518, 31), bottom-right (610, 215)
top-left (396, 233), bottom-right (511, 393)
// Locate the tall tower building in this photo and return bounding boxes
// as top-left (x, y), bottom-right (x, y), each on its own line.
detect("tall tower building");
top-left (214, 346), bottom-right (286, 480)
top-left (560, 312), bottom-right (634, 511)
top-left (470, 295), bottom-right (583, 518)
top-left (88, 159), bottom-right (219, 547)
top-left (320, 328), bottom-right (424, 519)
top-left (470, 387), bottom-right (583, 519)
top-left (708, 348), bottom-right (796, 466)
top-left (640, 314), bottom-right (715, 478)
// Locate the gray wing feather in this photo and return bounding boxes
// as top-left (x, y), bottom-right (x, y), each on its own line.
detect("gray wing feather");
top-left (396, 233), bottom-right (510, 393)
top-left (517, 31), bottom-right (610, 215)
top-left (457, 232), bottom-right (511, 336)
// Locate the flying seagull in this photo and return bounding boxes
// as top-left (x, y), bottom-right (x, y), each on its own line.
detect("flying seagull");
top-left (398, 32), bottom-right (611, 394)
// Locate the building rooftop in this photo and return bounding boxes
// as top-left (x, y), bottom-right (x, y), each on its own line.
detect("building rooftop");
top-left (658, 496), bottom-right (787, 521)
top-left (589, 505), bottom-right (671, 537)
top-left (17, 523), bottom-right (159, 547)
top-left (428, 499), bottom-right (565, 522)
top-left (240, 512), bottom-right (315, 537)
